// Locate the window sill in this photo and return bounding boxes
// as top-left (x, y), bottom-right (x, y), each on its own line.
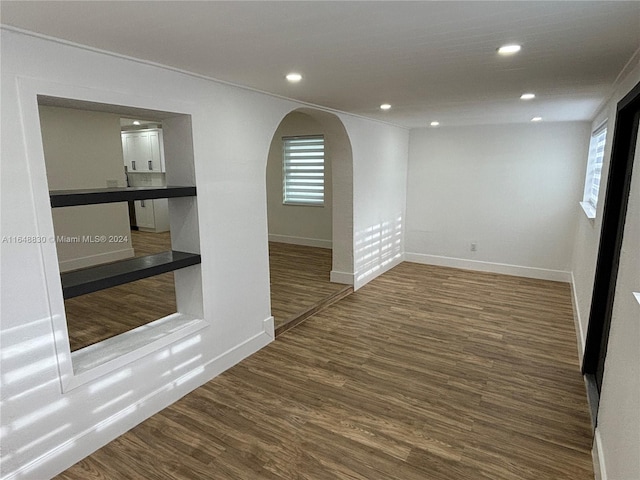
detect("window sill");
top-left (282, 202), bottom-right (325, 208)
top-left (580, 201), bottom-right (596, 219)
top-left (64, 313), bottom-right (209, 392)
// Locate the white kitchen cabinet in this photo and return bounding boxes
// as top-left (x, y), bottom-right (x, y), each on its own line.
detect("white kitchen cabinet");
top-left (122, 129), bottom-right (165, 173)
top-left (134, 198), bottom-right (170, 232)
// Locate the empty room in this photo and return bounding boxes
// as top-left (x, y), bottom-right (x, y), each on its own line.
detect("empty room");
top-left (1, 2), bottom-right (639, 480)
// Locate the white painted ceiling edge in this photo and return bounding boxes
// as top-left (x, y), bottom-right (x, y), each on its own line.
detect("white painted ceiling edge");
top-left (0, 25), bottom-right (410, 131)
top-left (1, 1), bottom-right (639, 128)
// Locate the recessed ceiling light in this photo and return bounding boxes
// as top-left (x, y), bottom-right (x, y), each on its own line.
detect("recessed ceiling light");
top-left (531, 116), bottom-right (543, 122)
top-left (430, 121), bottom-right (440, 127)
top-left (520, 93), bottom-right (536, 100)
top-left (286, 73), bottom-right (302, 82)
top-left (133, 120), bottom-right (141, 125)
top-left (380, 104), bottom-right (391, 110)
top-left (498, 44), bottom-right (522, 55)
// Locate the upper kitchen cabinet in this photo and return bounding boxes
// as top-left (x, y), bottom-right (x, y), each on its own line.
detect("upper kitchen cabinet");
top-left (122, 129), bottom-right (165, 173)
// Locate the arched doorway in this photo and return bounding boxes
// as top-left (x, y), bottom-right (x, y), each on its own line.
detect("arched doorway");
top-left (265, 108), bottom-right (354, 333)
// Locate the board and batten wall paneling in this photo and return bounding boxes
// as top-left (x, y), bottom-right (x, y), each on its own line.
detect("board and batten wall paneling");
top-left (405, 122), bottom-right (590, 281)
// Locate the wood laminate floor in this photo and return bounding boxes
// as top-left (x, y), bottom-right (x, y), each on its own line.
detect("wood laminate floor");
top-left (268, 242), bottom-right (344, 329)
top-left (64, 230), bottom-right (176, 351)
top-left (57, 262), bottom-right (593, 480)
top-left (65, 234), bottom-right (344, 350)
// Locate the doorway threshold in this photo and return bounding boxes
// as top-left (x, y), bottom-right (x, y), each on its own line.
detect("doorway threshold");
top-left (275, 285), bottom-right (353, 337)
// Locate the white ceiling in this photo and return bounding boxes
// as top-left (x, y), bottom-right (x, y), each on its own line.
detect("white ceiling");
top-left (2, 1), bottom-right (639, 128)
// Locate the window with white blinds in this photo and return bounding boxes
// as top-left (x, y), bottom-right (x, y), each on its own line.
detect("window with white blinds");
top-left (583, 125), bottom-right (607, 211)
top-left (282, 135), bottom-right (325, 205)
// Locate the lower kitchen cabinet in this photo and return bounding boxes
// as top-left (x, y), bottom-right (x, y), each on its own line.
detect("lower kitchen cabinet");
top-left (134, 198), bottom-right (169, 232)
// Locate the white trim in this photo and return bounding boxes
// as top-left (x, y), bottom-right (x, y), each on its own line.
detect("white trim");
top-left (2, 320), bottom-right (274, 480)
top-left (268, 234), bottom-right (332, 249)
top-left (580, 201), bottom-right (597, 220)
top-left (354, 253), bottom-right (404, 290)
top-left (404, 252), bottom-right (571, 282)
top-left (58, 247), bottom-right (134, 273)
top-left (612, 45), bottom-right (640, 94)
top-left (15, 76), bottom-right (201, 395)
top-left (570, 272), bottom-right (586, 365)
top-left (592, 45), bottom-right (640, 120)
top-left (330, 270), bottom-right (355, 285)
top-left (1, 26), bottom-right (409, 131)
top-left (592, 428), bottom-right (607, 480)
top-left (263, 316), bottom-right (275, 340)
top-left (67, 314), bottom-right (209, 391)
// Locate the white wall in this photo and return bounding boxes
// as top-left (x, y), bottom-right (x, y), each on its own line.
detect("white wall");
top-left (342, 116), bottom-right (409, 289)
top-left (266, 111), bottom-right (332, 248)
top-left (596, 133), bottom-right (640, 480)
top-left (570, 58), bottom-right (640, 480)
top-left (0, 28), bottom-right (408, 479)
top-left (38, 105), bottom-right (134, 271)
top-left (405, 122), bottom-right (590, 281)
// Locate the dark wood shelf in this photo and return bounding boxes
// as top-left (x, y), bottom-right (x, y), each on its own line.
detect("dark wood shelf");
top-left (61, 250), bottom-right (201, 299)
top-left (50, 186), bottom-right (196, 207)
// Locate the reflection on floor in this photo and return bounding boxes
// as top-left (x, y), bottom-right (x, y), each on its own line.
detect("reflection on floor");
top-left (56, 262), bottom-right (593, 480)
top-left (64, 230), bottom-right (176, 351)
top-left (268, 242), bottom-right (346, 331)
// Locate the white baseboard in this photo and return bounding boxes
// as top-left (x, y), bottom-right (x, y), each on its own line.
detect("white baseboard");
top-left (6, 320), bottom-right (274, 480)
top-left (592, 428), bottom-right (607, 480)
top-left (330, 270), bottom-right (354, 285)
top-left (354, 253), bottom-right (404, 290)
top-left (570, 272), bottom-right (586, 365)
top-left (263, 316), bottom-right (274, 340)
top-left (404, 252), bottom-right (571, 283)
top-left (58, 247), bottom-right (135, 272)
top-left (268, 234), bottom-right (332, 249)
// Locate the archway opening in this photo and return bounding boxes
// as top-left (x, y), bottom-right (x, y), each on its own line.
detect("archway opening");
top-left (265, 108), bottom-right (354, 333)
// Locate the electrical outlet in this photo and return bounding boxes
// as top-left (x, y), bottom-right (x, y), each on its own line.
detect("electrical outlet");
top-left (470, 242), bottom-right (477, 252)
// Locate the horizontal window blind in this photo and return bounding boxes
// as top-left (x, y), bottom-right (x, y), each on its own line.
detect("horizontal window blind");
top-left (585, 126), bottom-right (607, 208)
top-left (283, 135), bottom-right (325, 205)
